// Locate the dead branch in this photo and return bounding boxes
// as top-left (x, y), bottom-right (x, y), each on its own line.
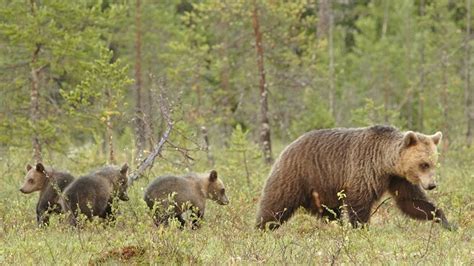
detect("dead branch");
top-left (165, 140), bottom-right (195, 162)
top-left (200, 126), bottom-right (215, 167)
top-left (128, 83), bottom-right (173, 185)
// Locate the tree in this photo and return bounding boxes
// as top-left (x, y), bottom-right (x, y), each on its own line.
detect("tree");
top-left (134, 0), bottom-right (147, 159)
top-left (30, 41), bottom-right (43, 162)
top-left (318, 0), bottom-right (336, 120)
top-left (418, 0), bottom-right (426, 131)
top-left (61, 48), bottom-right (132, 163)
top-left (252, 0), bottom-right (272, 164)
top-left (0, 0), bottom-right (122, 159)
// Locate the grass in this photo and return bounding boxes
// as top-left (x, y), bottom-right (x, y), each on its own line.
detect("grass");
top-left (0, 144), bottom-right (473, 264)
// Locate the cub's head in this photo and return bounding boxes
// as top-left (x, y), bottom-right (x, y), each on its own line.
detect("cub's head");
top-left (398, 131), bottom-right (442, 190)
top-left (105, 163), bottom-right (129, 201)
top-left (206, 170), bottom-right (229, 205)
top-left (115, 163), bottom-right (129, 201)
top-left (20, 163), bottom-right (48, 194)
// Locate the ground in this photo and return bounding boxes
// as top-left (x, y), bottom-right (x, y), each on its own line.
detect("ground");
top-left (0, 144), bottom-right (472, 264)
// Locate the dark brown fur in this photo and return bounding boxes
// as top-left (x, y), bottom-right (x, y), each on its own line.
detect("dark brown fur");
top-left (256, 125), bottom-right (452, 230)
top-left (144, 170), bottom-right (228, 228)
top-left (20, 163), bottom-right (74, 225)
top-left (61, 164), bottom-right (129, 226)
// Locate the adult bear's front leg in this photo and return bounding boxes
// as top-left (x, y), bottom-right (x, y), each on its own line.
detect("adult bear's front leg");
top-left (389, 176), bottom-right (453, 230)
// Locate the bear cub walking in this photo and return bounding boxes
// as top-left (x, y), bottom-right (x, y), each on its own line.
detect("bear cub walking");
top-left (19, 163), bottom-right (74, 225)
top-left (256, 125), bottom-right (453, 230)
top-left (61, 164), bottom-right (129, 226)
top-left (144, 170), bottom-right (229, 228)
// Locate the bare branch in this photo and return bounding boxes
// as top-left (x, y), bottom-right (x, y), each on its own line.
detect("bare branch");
top-left (128, 81), bottom-right (173, 185)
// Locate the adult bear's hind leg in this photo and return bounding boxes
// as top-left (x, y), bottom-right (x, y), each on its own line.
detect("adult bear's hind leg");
top-left (256, 193), bottom-right (302, 230)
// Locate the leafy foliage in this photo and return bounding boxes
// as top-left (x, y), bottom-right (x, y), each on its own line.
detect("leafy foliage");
top-left (61, 47), bottom-right (132, 137)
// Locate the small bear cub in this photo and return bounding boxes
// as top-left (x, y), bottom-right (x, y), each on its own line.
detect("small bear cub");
top-left (19, 163), bottom-right (75, 225)
top-left (61, 164), bottom-right (129, 226)
top-left (144, 170), bottom-right (229, 228)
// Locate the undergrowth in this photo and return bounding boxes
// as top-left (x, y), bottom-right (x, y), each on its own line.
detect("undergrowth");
top-left (0, 144), bottom-right (472, 264)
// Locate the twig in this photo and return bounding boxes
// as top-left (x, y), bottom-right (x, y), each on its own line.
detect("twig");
top-left (370, 197), bottom-right (392, 217)
top-left (165, 140), bottom-right (196, 161)
top-left (418, 218), bottom-right (435, 263)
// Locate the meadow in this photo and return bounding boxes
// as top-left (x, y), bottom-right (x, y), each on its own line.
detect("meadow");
top-left (1, 142), bottom-right (472, 265)
top-left (1, 0), bottom-right (474, 264)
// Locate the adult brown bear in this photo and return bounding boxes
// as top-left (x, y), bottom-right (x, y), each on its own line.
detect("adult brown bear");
top-left (256, 125), bottom-right (453, 230)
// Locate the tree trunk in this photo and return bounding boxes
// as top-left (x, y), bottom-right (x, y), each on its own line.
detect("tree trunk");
top-left (316, 0), bottom-right (335, 121)
top-left (418, 0), bottom-right (425, 131)
top-left (219, 23), bottom-right (232, 135)
top-left (30, 44), bottom-right (42, 162)
top-left (146, 75), bottom-right (154, 150)
top-left (466, 0), bottom-right (473, 147)
top-left (382, 0), bottom-right (390, 123)
top-left (106, 115), bottom-right (115, 164)
top-left (30, 0), bottom-right (42, 162)
top-left (328, 2), bottom-right (335, 121)
top-left (252, 0), bottom-right (273, 164)
top-left (134, 0), bottom-right (146, 159)
top-left (104, 85), bottom-right (116, 164)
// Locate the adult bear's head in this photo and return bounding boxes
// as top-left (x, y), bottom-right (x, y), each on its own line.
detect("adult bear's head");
top-left (397, 131), bottom-right (442, 190)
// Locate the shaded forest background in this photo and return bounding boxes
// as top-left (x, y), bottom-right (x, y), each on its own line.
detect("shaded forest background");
top-left (1, 0), bottom-right (473, 166)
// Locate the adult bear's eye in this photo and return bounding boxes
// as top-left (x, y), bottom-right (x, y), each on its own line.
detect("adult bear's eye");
top-left (220, 188), bottom-right (225, 194)
top-left (419, 163), bottom-right (430, 170)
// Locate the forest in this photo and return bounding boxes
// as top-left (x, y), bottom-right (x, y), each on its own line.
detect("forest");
top-left (0, 0), bottom-right (473, 264)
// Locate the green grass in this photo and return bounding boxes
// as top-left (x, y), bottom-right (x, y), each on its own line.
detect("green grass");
top-left (0, 145), bottom-right (473, 264)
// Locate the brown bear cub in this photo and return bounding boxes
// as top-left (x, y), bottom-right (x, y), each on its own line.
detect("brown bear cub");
top-left (256, 125), bottom-right (453, 230)
top-left (144, 170), bottom-right (229, 228)
top-left (61, 164), bottom-right (129, 226)
top-left (19, 163), bottom-right (74, 225)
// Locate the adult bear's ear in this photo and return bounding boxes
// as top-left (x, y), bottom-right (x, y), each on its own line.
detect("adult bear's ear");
top-left (36, 163), bottom-right (45, 172)
top-left (209, 170), bottom-right (218, 182)
top-left (26, 164), bottom-right (32, 171)
top-left (120, 163), bottom-right (129, 175)
top-left (431, 132), bottom-right (442, 146)
top-left (403, 131), bottom-right (418, 148)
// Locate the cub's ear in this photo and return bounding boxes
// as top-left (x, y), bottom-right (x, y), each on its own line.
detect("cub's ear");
top-left (431, 131), bottom-right (442, 145)
top-left (403, 131), bottom-right (418, 148)
top-left (26, 164), bottom-right (32, 171)
top-left (120, 163), bottom-right (129, 175)
top-left (36, 163), bottom-right (45, 172)
top-left (209, 170), bottom-right (218, 182)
